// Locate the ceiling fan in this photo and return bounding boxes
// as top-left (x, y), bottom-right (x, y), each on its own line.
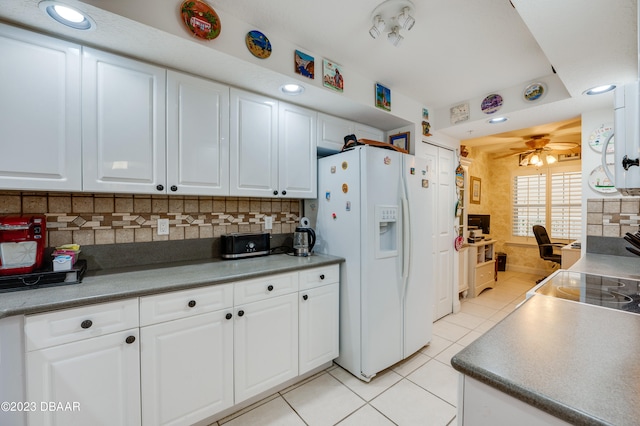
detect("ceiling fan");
top-left (494, 134), bottom-right (580, 165)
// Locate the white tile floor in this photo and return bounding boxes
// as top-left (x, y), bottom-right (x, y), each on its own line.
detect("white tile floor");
top-left (212, 271), bottom-right (541, 426)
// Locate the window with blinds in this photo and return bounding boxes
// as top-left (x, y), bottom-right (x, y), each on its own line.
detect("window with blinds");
top-left (550, 171), bottom-right (582, 239)
top-left (512, 174), bottom-right (546, 237)
top-left (512, 169), bottom-right (582, 239)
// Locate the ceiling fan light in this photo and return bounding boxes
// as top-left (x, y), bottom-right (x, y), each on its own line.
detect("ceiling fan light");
top-left (546, 154), bottom-right (557, 164)
top-left (530, 153), bottom-right (540, 164)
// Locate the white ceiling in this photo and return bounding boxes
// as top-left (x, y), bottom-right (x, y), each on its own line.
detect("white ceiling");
top-left (0, 0), bottom-right (637, 148)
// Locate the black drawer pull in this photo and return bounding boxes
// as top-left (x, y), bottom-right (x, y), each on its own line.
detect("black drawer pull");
top-left (273, 190), bottom-right (278, 195)
top-left (225, 313), bottom-right (232, 320)
top-left (125, 335), bottom-right (136, 344)
top-left (170, 185), bottom-right (178, 192)
top-left (267, 284), bottom-right (274, 291)
top-left (81, 320), bottom-right (92, 329)
top-left (281, 190), bottom-right (286, 195)
top-left (238, 310), bottom-right (245, 317)
top-left (320, 274), bottom-right (325, 280)
top-left (302, 294), bottom-right (308, 301)
top-left (188, 300), bottom-right (196, 308)
top-left (156, 184), bottom-right (164, 191)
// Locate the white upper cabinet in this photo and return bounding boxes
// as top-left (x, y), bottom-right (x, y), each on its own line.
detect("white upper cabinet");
top-left (355, 123), bottom-right (385, 142)
top-left (166, 70), bottom-right (230, 196)
top-left (82, 48), bottom-right (167, 193)
top-left (0, 24), bottom-right (82, 191)
top-left (317, 113), bottom-right (354, 154)
top-left (278, 102), bottom-right (317, 199)
top-left (230, 88), bottom-right (279, 197)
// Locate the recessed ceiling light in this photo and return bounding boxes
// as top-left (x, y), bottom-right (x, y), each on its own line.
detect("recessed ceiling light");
top-left (583, 84), bottom-right (616, 95)
top-left (39, 1), bottom-right (95, 30)
top-left (280, 84), bottom-right (305, 95)
top-left (488, 117), bottom-right (508, 124)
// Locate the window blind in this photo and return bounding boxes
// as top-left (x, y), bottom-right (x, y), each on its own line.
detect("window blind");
top-left (550, 171), bottom-right (582, 239)
top-left (512, 174), bottom-right (546, 237)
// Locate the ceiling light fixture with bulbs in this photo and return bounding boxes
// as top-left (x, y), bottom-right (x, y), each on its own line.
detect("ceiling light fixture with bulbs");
top-left (369, 0), bottom-right (415, 47)
top-left (519, 149), bottom-right (557, 167)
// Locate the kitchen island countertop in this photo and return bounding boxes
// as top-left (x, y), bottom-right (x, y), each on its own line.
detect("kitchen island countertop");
top-left (451, 253), bottom-right (640, 425)
top-left (0, 254), bottom-right (343, 320)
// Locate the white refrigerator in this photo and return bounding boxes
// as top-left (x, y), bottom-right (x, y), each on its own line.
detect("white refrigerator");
top-left (315, 145), bottom-right (433, 382)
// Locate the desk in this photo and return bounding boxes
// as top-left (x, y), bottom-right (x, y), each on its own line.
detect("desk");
top-left (561, 243), bottom-right (581, 269)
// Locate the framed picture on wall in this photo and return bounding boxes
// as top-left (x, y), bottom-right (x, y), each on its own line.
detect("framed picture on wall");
top-left (470, 176), bottom-right (481, 204)
top-left (389, 132), bottom-right (410, 152)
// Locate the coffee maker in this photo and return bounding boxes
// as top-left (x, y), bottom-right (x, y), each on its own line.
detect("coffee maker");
top-left (293, 217), bottom-right (315, 257)
top-left (0, 215), bottom-right (46, 275)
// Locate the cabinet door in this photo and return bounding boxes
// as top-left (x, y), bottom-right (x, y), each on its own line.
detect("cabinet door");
top-left (26, 329), bottom-right (141, 426)
top-left (355, 123), bottom-right (384, 142)
top-left (299, 283), bottom-right (339, 374)
top-left (167, 70), bottom-right (229, 196)
top-left (317, 113), bottom-right (354, 154)
top-left (234, 293), bottom-right (298, 403)
top-left (229, 88), bottom-right (278, 197)
top-left (140, 310), bottom-right (234, 426)
top-left (0, 23), bottom-right (82, 191)
top-left (278, 102), bottom-right (317, 198)
top-left (82, 48), bottom-right (166, 193)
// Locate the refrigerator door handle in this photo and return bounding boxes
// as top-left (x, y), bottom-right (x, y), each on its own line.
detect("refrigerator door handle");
top-left (401, 197), bottom-right (410, 291)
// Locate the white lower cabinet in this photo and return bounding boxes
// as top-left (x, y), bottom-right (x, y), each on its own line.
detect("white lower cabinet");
top-left (25, 300), bottom-right (141, 426)
top-left (299, 282), bottom-right (339, 374)
top-left (140, 310), bottom-right (234, 426)
top-left (234, 292), bottom-right (299, 403)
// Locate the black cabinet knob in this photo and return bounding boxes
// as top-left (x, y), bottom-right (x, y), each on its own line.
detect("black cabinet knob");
top-left (125, 335), bottom-right (136, 344)
top-left (225, 313), bottom-right (232, 320)
top-left (273, 190), bottom-right (278, 195)
top-left (188, 300), bottom-right (196, 308)
top-left (302, 294), bottom-right (308, 301)
top-left (281, 190), bottom-right (286, 195)
top-left (267, 284), bottom-right (274, 291)
top-left (170, 185), bottom-right (178, 192)
top-left (81, 320), bottom-right (92, 329)
top-left (237, 310), bottom-right (245, 317)
top-left (156, 184), bottom-right (164, 191)
top-left (320, 274), bottom-right (325, 280)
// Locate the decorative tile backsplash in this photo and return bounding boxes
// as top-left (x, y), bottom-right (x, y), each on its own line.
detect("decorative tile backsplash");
top-left (0, 192), bottom-right (300, 248)
top-left (587, 198), bottom-right (640, 237)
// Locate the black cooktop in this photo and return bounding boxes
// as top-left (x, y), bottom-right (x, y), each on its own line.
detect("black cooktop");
top-left (535, 271), bottom-right (640, 314)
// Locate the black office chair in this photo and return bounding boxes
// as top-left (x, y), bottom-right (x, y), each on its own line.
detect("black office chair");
top-left (533, 225), bottom-right (563, 283)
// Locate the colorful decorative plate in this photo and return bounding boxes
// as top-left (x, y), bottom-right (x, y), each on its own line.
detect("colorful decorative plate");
top-left (588, 123), bottom-right (614, 153)
top-left (588, 165), bottom-right (616, 193)
top-left (480, 94), bottom-right (503, 114)
top-left (245, 30), bottom-right (272, 59)
top-left (523, 82), bottom-right (546, 102)
top-left (180, 0), bottom-right (221, 40)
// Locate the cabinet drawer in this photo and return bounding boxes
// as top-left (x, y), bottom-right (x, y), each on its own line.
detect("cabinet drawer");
top-left (299, 265), bottom-right (339, 290)
top-left (234, 272), bottom-right (298, 304)
top-left (140, 283), bottom-right (233, 327)
top-left (476, 262), bottom-right (495, 286)
top-left (25, 299), bottom-right (138, 351)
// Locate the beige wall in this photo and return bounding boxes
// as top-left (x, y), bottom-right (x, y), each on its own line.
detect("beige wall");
top-left (0, 192), bottom-right (300, 248)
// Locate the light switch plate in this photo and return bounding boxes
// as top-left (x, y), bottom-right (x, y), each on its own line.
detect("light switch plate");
top-left (264, 216), bottom-right (273, 230)
top-left (157, 218), bottom-right (169, 235)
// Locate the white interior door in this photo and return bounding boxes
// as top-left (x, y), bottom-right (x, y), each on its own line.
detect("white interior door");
top-left (421, 144), bottom-right (455, 320)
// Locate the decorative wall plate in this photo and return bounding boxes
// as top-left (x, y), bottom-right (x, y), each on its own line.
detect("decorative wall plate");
top-left (523, 82), bottom-right (546, 102)
top-left (180, 0), bottom-right (221, 40)
top-left (450, 103), bottom-right (469, 124)
top-left (245, 30), bottom-right (272, 59)
top-left (481, 94), bottom-right (503, 114)
top-left (588, 123), bottom-right (614, 153)
top-left (588, 165), bottom-right (616, 193)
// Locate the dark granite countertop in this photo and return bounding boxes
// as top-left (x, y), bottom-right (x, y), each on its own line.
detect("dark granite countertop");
top-left (0, 254), bottom-right (343, 319)
top-left (451, 252), bottom-right (640, 425)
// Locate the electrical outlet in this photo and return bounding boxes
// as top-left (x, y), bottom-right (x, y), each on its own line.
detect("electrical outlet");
top-left (157, 218), bottom-right (169, 235)
top-left (264, 216), bottom-right (273, 230)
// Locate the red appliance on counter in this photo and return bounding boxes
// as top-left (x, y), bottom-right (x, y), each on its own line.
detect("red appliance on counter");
top-left (0, 215), bottom-right (46, 275)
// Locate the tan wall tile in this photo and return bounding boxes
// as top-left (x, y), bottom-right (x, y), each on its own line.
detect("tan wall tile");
top-left (621, 199), bottom-right (640, 214)
top-left (586, 213), bottom-right (603, 225)
top-left (115, 197), bottom-right (134, 212)
top-left (271, 200), bottom-right (281, 213)
top-left (72, 196), bottom-right (94, 213)
top-left (94, 197), bottom-right (114, 213)
top-left (199, 198), bottom-right (213, 213)
top-left (115, 229), bottom-right (135, 243)
top-left (238, 199), bottom-right (250, 212)
top-left (169, 226), bottom-right (185, 240)
top-left (184, 199), bottom-right (199, 212)
top-left (0, 195), bottom-right (21, 214)
top-left (199, 224), bottom-right (213, 238)
top-left (152, 232), bottom-right (168, 242)
top-left (603, 200), bottom-right (621, 214)
top-left (214, 199), bottom-right (226, 212)
top-left (135, 227), bottom-right (152, 242)
top-left (602, 224), bottom-right (620, 237)
top-left (184, 226), bottom-right (199, 240)
top-left (73, 229), bottom-right (95, 246)
top-left (134, 198), bottom-right (151, 213)
top-left (587, 199), bottom-right (603, 213)
top-left (95, 229), bottom-right (116, 245)
top-left (261, 200), bottom-right (271, 213)
top-left (23, 196), bottom-right (47, 213)
top-left (48, 196), bottom-right (72, 213)
top-left (250, 199), bottom-right (261, 212)
top-left (152, 198), bottom-right (169, 213)
top-left (169, 198), bottom-right (184, 213)
top-left (48, 230), bottom-right (73, 248)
